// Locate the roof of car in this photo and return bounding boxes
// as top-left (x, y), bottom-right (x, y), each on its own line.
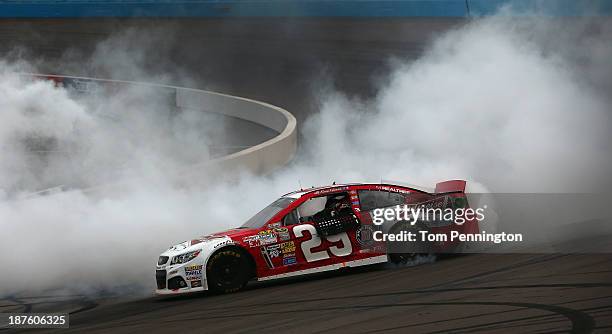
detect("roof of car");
top-left (282, 182), bottom-right (427, 199)
top-left (282, 184), bottom-right (352, 199)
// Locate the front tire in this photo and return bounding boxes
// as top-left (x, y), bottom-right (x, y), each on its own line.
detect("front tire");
top-left (206, 248), bottom-right (252, 293)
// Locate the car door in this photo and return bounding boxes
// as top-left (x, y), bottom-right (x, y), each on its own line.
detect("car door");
top-left (280, 191), bottom-right (361, 273)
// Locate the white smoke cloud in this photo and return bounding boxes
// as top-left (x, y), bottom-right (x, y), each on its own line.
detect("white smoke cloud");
top-left (0, 69), bottom-right (219, 196)
top-left (1, 16), bottom-right (611, 296)
top-left (288, 18), bottom-right (612, 193)
top-left (0, 56), bottom-right (223, 295)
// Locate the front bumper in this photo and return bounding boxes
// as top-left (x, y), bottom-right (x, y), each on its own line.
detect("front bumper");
top-left (154, 261), bottom-right (208, 295)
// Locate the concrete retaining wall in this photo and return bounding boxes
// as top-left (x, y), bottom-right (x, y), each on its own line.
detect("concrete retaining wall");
top-left (30, 74), bottom-right (297, 183)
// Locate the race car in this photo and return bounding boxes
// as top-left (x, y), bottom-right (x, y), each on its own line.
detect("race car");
top-left (155, 180), bottom-right (480, 295)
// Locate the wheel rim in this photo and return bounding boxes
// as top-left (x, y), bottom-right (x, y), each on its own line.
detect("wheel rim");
top-left (214, 256), bottom-right (242, 285)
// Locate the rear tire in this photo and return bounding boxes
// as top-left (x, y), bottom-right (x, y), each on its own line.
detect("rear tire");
top-left (389, 252), bottom-right (423, 265)
top-left (206, 248), bottom-right (252, 293)
top-left (387, 222), bottom-right (430, 265)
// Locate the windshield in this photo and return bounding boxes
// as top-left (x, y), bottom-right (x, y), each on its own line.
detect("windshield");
top-left (241, 197), bottom-right (295, 228)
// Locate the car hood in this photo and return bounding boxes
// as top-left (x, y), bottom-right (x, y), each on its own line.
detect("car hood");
top-left (162, 228), bottom-right (253, 257)
top-left (210, 228), bottom-right (255, 239)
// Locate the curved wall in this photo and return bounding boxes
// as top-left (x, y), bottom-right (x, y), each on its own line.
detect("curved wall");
top-left (175, 88), bottom-right (296, 176)
top-left (30, 74), bottom-right (297, 183)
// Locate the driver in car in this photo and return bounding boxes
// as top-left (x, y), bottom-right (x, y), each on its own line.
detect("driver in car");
top-left (313, 194), bottom-right (352, 221)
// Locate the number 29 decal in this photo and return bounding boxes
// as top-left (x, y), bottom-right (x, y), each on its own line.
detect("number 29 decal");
top-left (292, 225), bottom-right (352, 263)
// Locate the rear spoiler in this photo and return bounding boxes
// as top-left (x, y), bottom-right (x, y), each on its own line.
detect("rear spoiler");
top-left (381, 179), bottom-right (467, 194)
top-left (434, 180), bottom-right (467, 193)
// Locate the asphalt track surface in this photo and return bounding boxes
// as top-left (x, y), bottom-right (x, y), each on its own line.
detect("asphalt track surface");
top-left (2, 254), bottom-right (611, 333)
top-left (1, 18), bottom-right (611, 333)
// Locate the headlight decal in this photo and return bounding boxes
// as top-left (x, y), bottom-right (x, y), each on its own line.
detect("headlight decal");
top-left (170, 250), bottom-right (201, 265)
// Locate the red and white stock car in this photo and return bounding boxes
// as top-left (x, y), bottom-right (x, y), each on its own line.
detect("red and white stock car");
top-left (155, 180), bottom-right (480, 294)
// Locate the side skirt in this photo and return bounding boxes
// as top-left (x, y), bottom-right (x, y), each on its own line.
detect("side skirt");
top-left (257, 255), bottom-right (388, 281)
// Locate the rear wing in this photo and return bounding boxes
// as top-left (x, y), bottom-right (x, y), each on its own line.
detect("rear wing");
top-left (380, 179), bottom-right (467, 194)
top-left (435, 179), bottom-right (481, 234)
top-left (434, 180), bottom-right (467, 194)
